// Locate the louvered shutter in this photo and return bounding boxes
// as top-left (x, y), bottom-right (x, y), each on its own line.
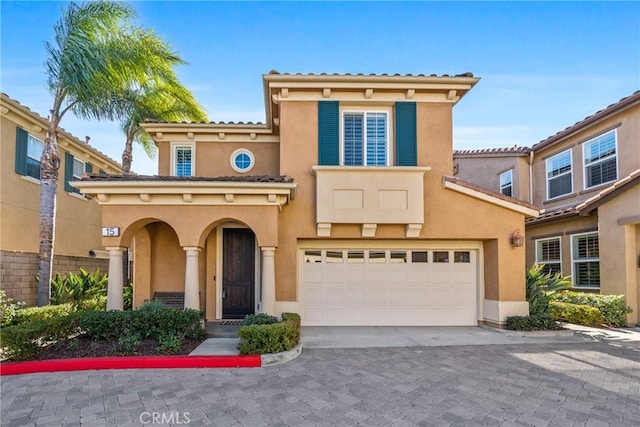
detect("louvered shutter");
top-left (318, 101), bottom-right (339, 165)
top-left (64, 152), bottom-right (74, 192)
top-left (15, 127), bottom-right (28, 175)
top-left (395, 102), bottom-right (417, 166)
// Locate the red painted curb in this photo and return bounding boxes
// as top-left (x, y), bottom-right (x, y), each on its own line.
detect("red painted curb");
top-left (0, 355), bottom-right (261, 376)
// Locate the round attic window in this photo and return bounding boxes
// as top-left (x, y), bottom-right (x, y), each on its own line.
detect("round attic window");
top-left (230, 148), bottom-right (255, 173)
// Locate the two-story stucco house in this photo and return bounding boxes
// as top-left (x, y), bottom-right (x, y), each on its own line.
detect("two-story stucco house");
top-left (74, 71), bottom-right (539, 327)
top-left (1, 93), bottom-right (122, 305)
top-left (454, 91), bottom-right (640, 325)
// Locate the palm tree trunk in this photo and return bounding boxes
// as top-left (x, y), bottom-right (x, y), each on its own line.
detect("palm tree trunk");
top-left (37, 117), bottom-right (61, 306)
top-left (121, 135), bottom-right (134, 175)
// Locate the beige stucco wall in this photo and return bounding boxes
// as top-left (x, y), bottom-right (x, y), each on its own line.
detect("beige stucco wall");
top-left (455, 155), bottom-right (531, 202)
top-left (532, 103), bottom-right (639, 209)
top-left (156, 138), bottom-right (279, 177)
top-left (0, 114), bottom-right (115, 258)
top-left (274, 101), bottom-right (529, 303)
top-left (525, 215), bottom-right (599, 277)
top-left (597, 186), bottom-right (640, 324)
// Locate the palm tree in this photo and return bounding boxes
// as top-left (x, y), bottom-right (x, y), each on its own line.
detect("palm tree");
top-left (120, 75), bottom-right (208, 174)
top-left (37, 1), bottom-right (184, 305)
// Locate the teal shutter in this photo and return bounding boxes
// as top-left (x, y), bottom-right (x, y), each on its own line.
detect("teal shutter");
top-left (64, 152), bottom-right (74, 192)
top-left (15, 127), bottom-right (28, 175)
top-left (318, 101), bottom-right (339, 165)
top-left (395, 102), bottom-right (417, 166)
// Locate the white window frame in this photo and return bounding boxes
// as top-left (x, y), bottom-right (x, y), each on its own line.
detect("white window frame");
top-left (499, 169), bottom-right (513, 197)
top-left (26, 134), bottom-right (43, 181)
top-left (171, 142), bottom-right (195, 177)
top-left (230, 148), bottom-right (255, 173)
top-left (570, 231), bottom-right (600, 289)
top-left (340, 109), bottom-right (392, 166)
top-left (72, 157), bottom-right (86, 181)
top-left (546, 149), bottom-right (573, 200)
top-left (582, 130), bottom-right (618, 190)
top-left (535, 237), bottom-right (562, 275)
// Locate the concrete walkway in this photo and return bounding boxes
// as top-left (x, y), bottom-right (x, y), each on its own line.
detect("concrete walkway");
top-left (301, 325), bottom-right (581, 348)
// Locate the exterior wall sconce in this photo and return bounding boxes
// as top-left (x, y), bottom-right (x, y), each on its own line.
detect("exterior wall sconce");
top-left (511, 229), bottom-right (525, 247)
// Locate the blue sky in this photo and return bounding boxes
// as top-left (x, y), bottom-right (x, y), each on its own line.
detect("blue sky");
top-left (2, 1), bottom-right (639, 175)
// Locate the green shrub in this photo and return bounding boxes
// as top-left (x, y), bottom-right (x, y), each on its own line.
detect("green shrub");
top-left (51, 268), bottom-right (107, 309)
top-left (0, 290), bottom-right (25, 327)
top-left (552, 292), bottom-right (632, 327)
top-left (505, 313), bottom-right (563, 331)
top-left (242, 313), bottom-right (278, 325)
top-left (11, 303), bottom-right (74, 325)
top-left (116, 333), bottom-right (141, 355)
top-left (0, 312), bottom-right (83, 361)
top-left (123, 283), bottom-right (134, 310)
top-left (80, 304), bottom-right (206, 342)
top-left (238, 314), bottom-right (301, 355)
top-left (78, 295), bottom-right (107, 311)
top-left (526, 264), bottom-right (573, 315)
top-left (282, 312), bottom-right (301, 328)
top-left (157, 333), bottom-right (183, 354)
top-left (549, 301), bottom-right (604, 326)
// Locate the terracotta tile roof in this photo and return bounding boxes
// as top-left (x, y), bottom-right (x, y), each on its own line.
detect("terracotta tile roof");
top-left (525, 206), bottom-right (578, 225)
top-left (576, 168), bottom-right (640, 214)
top-left (453, 146), bottom-right (531, 157)
top-left (443, 175), bottom-right (540, 211)
top-left (526, 169), bottom-right (640, 225)
top-left (81, 173), bottom-right (294, 183)
top-left (267, 70), bottom-right (475, 78)
top-left (143, 118), bottom-right (266, 126)
top-left (532, 91), bottom-right (640, 152)
top-left (1, 93), bottom-right (121, 168)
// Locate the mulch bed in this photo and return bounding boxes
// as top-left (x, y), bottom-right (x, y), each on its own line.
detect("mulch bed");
top-left (25, 336), bottom-right (204, 361)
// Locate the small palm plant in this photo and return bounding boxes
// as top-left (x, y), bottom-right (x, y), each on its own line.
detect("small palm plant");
top-left (51, 269), bottom-right (108, 309)
top-left (526, 264), bottom-right (573, 315)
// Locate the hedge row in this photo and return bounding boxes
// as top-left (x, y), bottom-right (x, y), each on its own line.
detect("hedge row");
top-left (238, 312), bottom-right (301, 355)
top-left (505, 314), bottom-right (563, 331)
top-left (552, 292), bottom-right (632, 327)
top-left (549, 301), bottom-right (604, 326)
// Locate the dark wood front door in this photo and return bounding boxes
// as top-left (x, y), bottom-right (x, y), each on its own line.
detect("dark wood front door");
top-left (222, 229), bottom-right (255, 318)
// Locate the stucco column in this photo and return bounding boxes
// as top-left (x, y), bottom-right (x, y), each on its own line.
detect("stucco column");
top-left (183, 247), bottom-right (201, 310)
top-left (261, 247), bottom-right (276, 315)
top-left (106, 247), bottom-right (126, 311)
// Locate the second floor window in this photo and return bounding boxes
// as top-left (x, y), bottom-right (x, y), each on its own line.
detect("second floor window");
top-left (546, 149), bottom-right (572, 200)
top-left (342, 111), bottom-right (388, 166)
top-left (174, 146), bottom-right (193, 177)
top-left (584, 130), bottom-right (617, 188)
top-left (499, 170), bottom-right (513, 197)
top-left (26, 135), bottom-right (43, 180)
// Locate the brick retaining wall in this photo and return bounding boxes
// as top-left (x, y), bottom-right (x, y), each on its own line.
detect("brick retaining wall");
top-left (0, 250), bottom-right (109, 306)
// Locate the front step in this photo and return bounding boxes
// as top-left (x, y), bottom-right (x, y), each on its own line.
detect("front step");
top-left (205, 322), bottom-right (242, 338)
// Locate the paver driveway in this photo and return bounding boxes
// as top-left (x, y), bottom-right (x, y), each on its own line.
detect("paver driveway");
top-left (1, 341), bottom-right (639, 426)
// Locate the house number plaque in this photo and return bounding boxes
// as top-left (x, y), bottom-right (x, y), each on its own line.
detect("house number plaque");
top-left (101, 227), bottom-right (120, 237)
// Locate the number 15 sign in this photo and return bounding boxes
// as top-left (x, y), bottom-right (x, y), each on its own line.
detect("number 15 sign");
top-left (101, 227), bottom-right (120, 237)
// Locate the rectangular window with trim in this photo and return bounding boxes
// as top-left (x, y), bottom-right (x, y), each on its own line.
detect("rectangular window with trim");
top-left (15, 128), bottom-right (43, 181)
top-left (571, 232), bottom-right (600, 288)
top-left (583, 130), bottom-right (617, 189)
top-left (546, 149), bottom-right (572, 200)
top-left (535, 237), bottom-right (561, 275)
top-left (26, 134), bottom-right (43, 180)
top-left (342, 111), bottom-right (388, 166)
top-left (499, 169), bottom-right (513, 197)
top-left (64, 152), bottom-right (92, 195)
top-left (173, 145), bottom-right (194, 177)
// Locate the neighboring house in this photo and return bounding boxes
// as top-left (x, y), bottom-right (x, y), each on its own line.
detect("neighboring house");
top-left (454, 91), bottom-right (640, 325)
top-left (1, 93), bottom-right (122, 305)
top-left (74, 71), bottom-right (539, 327)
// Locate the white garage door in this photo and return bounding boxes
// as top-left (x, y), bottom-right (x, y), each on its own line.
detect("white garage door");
top-left (301, 248), bottom-right (477, 326)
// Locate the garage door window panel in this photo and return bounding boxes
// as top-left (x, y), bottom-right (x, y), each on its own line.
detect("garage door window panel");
top-left (433, 251), bottom-right (450, 263)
